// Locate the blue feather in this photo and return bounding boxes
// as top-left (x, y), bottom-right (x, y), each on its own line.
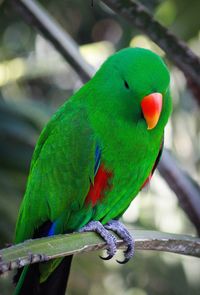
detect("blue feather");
top-left (48, 221), bottom-right (57, 236)
top-left (94, 145), bottom-right (101, 175)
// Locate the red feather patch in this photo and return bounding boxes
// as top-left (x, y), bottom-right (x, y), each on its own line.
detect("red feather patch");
top-left (85, 164), bottom-right (113, 207)
top-left (141, 139), bottom-right (164, 190)
top-left (141, 174), bottom-right (152, 189)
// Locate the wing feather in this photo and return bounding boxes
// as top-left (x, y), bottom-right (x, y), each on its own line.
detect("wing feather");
top-left (15, 102), bottom-right (96, 243)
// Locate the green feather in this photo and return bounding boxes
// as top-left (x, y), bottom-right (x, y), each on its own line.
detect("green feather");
top-left (14, 266), bottom-right (29, 295)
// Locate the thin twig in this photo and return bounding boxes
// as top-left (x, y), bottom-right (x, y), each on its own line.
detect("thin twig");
top-left (10, 0), bottom-right (200, 232)
top-left (0, 230), bottom-right (199, 275)
top-left (101, 0), bottom-right (200, 104)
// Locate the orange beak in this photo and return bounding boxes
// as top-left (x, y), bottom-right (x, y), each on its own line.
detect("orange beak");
top-left (141, 92), bottom-right (163, 130)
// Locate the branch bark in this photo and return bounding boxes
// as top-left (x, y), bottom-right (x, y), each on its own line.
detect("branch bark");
top-left (10, 0), bottom-right (200, 233)
top-left (0, 230), bottom-right (200, 275)
top-left (101, 0), bottom-right (200, 104)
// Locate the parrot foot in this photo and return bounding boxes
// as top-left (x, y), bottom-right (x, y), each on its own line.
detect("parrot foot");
top-left (79, 221), bottom-right (117, 260)
top-left (104, 220), bottom-right (134, 264)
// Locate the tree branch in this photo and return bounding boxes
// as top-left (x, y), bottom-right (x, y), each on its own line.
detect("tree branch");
top-left (101, 0), bottom-right (200, 104)
top-left (0, 230), bottom-right (199, 275)
top-left (10, 0), bottom-right (94, 83)
top-left (158, 150), bottom-right (200, 236)
top-left (10, 0), bottom-right (200, 233)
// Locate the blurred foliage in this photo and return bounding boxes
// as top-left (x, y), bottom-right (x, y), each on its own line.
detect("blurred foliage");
top-left (0, 0), bottom-right (200, 294)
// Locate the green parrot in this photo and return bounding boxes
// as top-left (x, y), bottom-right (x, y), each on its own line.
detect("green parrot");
top-left (14, 47), bottom-right (172, 295)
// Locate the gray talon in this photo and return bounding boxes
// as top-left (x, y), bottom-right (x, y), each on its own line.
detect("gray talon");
top-left (79, 221), bottom-right (117, 260)
top-left (105, 219), bottom-right (134, 263)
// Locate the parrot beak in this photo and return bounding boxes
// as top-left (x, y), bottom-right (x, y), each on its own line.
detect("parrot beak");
top-left (141, 92), bottom-right (163, 130)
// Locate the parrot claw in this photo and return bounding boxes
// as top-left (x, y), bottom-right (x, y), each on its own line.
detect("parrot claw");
top-left (116, 258), bottom-right (129, 264)
top-left (79, 221), bottom-right (117, 260)
top-left (99, 254), bottom-right (113, 260)
top-left (104, 220), bottom-right (134, 264)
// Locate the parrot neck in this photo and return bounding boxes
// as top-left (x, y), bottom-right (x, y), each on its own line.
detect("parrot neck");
top-left (74, 80), bottom-right (166, 171)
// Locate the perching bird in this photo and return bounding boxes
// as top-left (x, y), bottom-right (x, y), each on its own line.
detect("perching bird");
top-left (14, 47), bottom-right (172, 295)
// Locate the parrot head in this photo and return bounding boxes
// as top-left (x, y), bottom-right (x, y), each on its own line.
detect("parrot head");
top-left (90, 47), bottom-right (172, 132)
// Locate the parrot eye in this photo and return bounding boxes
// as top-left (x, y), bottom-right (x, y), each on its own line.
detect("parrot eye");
top-left (124, 80), bottom-right (130, 90)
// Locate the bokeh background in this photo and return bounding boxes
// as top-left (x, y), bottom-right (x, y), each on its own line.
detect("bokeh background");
top-left (0, 0), bottom-right (200, 294)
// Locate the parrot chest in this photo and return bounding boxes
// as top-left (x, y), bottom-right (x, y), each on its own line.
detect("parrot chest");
top-left (84, 110), bottom-right (164, 221)
top-left (89, 129), bottom-right (162, 222)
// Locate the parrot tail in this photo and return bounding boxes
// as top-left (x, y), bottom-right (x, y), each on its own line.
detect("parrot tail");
top-left (14, 222), bottom-right (73, 295)
top-left (13, 255), bottom-right (73, 295)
